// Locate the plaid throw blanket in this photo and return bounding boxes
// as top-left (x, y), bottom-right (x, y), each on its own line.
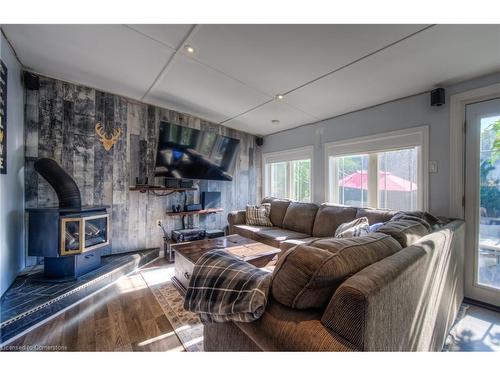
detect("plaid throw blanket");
top-left (183, 250), bottom-right (272, 323)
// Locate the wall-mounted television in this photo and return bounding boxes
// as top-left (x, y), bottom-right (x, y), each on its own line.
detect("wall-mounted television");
top-left (154, 122), bottom-right (240, 181)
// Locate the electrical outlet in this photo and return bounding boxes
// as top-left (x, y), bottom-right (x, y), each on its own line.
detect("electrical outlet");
top-left (429, 161), bottom-right (438, 173)
top-left (156, 220), bottom-right (162, 227)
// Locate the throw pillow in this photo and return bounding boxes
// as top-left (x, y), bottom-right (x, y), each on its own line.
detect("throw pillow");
top-left (368, 222), bottom-right (385, 232)
top-left (335, 217), bottom-right (369, 238)
top-left (245, 203), bottom-right (273, 226)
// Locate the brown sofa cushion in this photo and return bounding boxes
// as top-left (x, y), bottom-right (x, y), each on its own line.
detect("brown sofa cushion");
top-left (280, 237), bottom-right (318, 253)
top-left (282, 202), bottom-right (319, 235)
top-left (312, 204), bottom-right (358, 237)
top-left (258, 229), bottom-right (309, 242)
top-left (267, 199), bottom-right (291, 227)
top-left (355, 207), bottom-right (398, 224)
top-left (376, 219), bottom-right (430, 247)
top-left (255, 229), bottom-right (309, 249)
top-left (234, 299), bottom-right (356, 351)
top-left (233, 225), bottom-right (277, 241)
top-left (271, 233), bottom-right (402, 309)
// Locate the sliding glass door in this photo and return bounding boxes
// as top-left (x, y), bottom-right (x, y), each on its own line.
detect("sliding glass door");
top-left (465, 98), bottom-right (500, 306)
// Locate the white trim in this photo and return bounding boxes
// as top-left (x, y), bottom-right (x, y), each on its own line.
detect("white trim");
top-left (324, 126), bottom-right (428, 157)
top-left (367, 154), bottom-right (378, 207)
top-left (464, 98), bottom-right (500, 306)
top-left (324, 126), bottom-right (429, 211)
top-left (449, 83), bottom-right (500, 219)
top-left (262, 146), bottom-right (314, 201)
top-left (262, 145), bottom-right (314, 164)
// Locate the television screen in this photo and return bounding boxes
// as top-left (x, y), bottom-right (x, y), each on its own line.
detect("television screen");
top-left (154, 122), bottom-right (240, 181)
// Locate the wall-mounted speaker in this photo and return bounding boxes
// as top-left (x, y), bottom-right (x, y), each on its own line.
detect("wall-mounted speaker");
top-left (256, 137), bottom-right (264, 146)
top-left (23, 72), bottom-right (39, 90)
top-left (430, 88), bottom-right (445, 107)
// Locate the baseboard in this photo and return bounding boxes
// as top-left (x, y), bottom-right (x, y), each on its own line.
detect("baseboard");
top-left (463, 297), bottom-right (500, 313)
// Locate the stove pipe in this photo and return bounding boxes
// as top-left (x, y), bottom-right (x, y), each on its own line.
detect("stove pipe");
top-left (34, 158), bottom-right (82, 209)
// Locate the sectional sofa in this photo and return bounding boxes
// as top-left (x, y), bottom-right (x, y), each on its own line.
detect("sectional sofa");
top-left (204, 198), bottom-right (465, 351)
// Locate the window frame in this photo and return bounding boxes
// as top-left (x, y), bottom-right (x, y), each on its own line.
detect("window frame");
top-left (324, 126), bottom-right (429, 211)
top-left (262, 146), bottom-right (314, 202)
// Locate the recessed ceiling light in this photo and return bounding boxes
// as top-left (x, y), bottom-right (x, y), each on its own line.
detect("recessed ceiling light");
top-left (271, 120), bottom-right (280, 125)
top-left (184, 45), bottom-right (196, 54)
top-left (275, 94), bottom-right (284, 100)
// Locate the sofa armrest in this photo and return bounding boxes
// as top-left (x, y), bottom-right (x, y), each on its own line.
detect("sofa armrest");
top-left (228, 210), bottom-right (246, 234)
top-left (321, 220), bottom-right (464, 351)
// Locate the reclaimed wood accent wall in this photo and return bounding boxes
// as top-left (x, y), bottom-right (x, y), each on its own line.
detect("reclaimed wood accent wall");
top-left (25, 76), bottom-right (262, 255)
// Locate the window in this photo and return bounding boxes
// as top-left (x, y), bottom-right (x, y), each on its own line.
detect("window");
top-left (377, 148), bottom-right (418, 210)
top-left (336, 154), bottom-right (369, 207)
top-left (263, 146), bottom-right (313, 202)
top-left (325, 127), bottom-right (428, 211)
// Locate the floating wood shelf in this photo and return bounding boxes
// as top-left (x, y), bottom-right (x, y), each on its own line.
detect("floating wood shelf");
top-left (165, 208), bottom-right (224, 217)
top-left (129, 186), bottom-right (197, 194)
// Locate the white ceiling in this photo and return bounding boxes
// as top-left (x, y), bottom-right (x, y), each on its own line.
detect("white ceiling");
top-left (2, 24), bottom-right (500, 135)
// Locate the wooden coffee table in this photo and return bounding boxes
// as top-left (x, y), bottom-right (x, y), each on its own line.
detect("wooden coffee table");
top-left (170, 234), bottom-right (280, 293)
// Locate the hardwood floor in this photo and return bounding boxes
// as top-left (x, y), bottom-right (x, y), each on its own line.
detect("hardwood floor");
top-left (7, 255), bottom-right (498, 352)
top-left (3, 259), bottom-right (184, 352)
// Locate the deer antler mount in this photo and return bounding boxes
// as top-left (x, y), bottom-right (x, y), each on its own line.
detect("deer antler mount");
top-left (95, 122), bottom-right (122, 151)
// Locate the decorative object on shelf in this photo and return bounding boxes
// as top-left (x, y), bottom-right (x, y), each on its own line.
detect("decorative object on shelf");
top-left (165, 178), bottom-right (180, 189)
top-left (135, 176), bottom-right (149, 186)
top-left (171, 204), bottom-right (182, 213)
top-left (184, 203), bottom-right (202, 212)
top-left (206, 229), bottom-right (225, 239)
top-left (0, 59), bottom-right (7, 174)
top-left (95, 122), bottom-right (122, 151)
top-left (201, 192), bottom-right (221, 210)
top-left (180, 179), bottom-right (194, 189)
top-left (171, 228), bottom-right (206, 243)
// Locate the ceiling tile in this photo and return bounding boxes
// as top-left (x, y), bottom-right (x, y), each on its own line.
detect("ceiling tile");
top-left (285, 24), bottom-right (500, 120)
top-left (3, 24), bottom-right (499, 136)
top-left (146, 53), bottom-right (272, 123)
top-left (223, 100), bottom-right (317, 135)
top-left (125, 24), bottom-right (193, 49)
top-left (2, 24), bottom-right (174, 99)
top-left (187, 24), bottom-right (429, 96)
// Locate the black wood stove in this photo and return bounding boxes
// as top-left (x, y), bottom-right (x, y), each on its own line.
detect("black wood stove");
top-left (27, 158), bottom-right (110, 279)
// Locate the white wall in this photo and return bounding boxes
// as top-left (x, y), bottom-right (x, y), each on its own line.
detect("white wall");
top-left (0, 32), bottom-right (25, 296)
top-left (263, 72), bottom-right (500, 217)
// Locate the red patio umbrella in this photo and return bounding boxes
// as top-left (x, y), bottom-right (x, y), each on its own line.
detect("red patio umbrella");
top-left (339, 170), bottom-right (417, 191)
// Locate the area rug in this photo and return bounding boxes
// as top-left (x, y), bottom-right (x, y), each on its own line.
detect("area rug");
top-left (442, 303), bottom-right (470, 351)
top-left (149, 281), bottom-right (204, 351)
